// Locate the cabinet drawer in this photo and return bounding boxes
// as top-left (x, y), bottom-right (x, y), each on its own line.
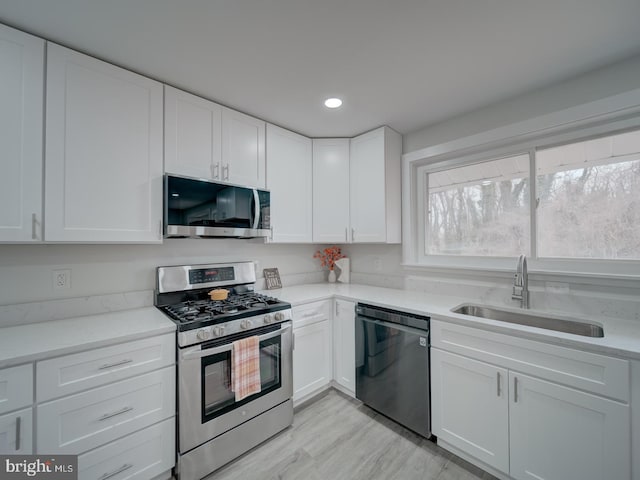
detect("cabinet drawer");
top-left (78, 418), bottom-right (175, 480)
top-left (293, 300), bottom-right (332, 328)
top-left (432, 320), bottom-right (629, 402)
top-left (0, 364), bottom-right (33, 415)
top-left (37, 334), bottom-right (174, 401)
top-left (37, 366), bottom-right (175, 454)
top-left (0, 408), bottom-right (33, 454)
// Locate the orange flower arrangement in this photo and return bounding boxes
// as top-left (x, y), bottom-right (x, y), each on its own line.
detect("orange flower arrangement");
top-left (313, 246), bottom-right (345, 271)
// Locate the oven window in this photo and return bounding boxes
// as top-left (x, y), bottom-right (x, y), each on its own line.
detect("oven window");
top-left (201, 335), bottom-right (282, 422)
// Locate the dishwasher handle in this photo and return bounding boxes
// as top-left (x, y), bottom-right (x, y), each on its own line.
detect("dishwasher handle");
top-left (359, 316), bottom-right (429, 337)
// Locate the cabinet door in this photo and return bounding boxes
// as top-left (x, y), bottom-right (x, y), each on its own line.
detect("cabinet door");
top-left (312, 139), bottom-right (350, 243)
top-left (165, 85), bottom-right (222, 180)
top-left (266, 124), bottom-right (312, 243)
top-left (293, 320), bottom-right (332, 402)
top-left (509, 371), bottom-right (631, 480)
top-left (45, 43), bottom-right (163, 243)
top-left (221, 107), bottom-right (265, 188)
top-left (431, 348), bottom-right (509, 473)
top-left (0, 408), bottom-right (33, 454)
top-left (0, 25), bottom-right (44, 242)
top-left (333, 299), bottom-right (356, 395)
top-left (0, 364), bottom-right (33, 415)
top-left (349, 127), bottom-right (401, 244)
top-left (349, 128), bottom-right (386, 243)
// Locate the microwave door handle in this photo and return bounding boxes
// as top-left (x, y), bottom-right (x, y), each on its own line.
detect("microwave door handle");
top-left (181, 324), bottom-right (291, 360)
top-left (252, 189), bottom-right (260, 230)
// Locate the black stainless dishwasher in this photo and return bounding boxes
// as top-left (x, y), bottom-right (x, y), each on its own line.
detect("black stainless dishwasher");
top-left (355, 303), bottom-right (431, 438)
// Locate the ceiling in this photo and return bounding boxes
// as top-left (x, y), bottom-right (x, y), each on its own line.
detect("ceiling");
top-left (1, 0), bottom-right (640, 138)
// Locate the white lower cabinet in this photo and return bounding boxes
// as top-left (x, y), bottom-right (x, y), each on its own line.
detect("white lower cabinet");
top-left (78, 417), bottom-right (174, 480)
top-left (293, 320), bottom-right (333, 403)
top-left (0, 408), bottom-right (33, 454)
top-left (292, 300), bottom-right (333, 404)
top-left (509, 372), bottom-right (630, 480)
top-left (333, 299), bottom-right (356, 395)
top-left (431, 320), bottom-right (631, 480)
top-left (37, 366), bottom-right (175, 454)
top-left (431, 349), bottom-right (509, 472)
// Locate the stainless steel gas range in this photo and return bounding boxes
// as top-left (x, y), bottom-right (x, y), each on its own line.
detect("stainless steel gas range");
top-left (154, 261), bottom-right (293, 480)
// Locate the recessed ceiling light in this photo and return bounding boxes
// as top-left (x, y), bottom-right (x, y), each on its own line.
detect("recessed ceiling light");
top-left (324, 98), bottom-right (343, 109)
top-left (171, 193), bottom-right (180, 197)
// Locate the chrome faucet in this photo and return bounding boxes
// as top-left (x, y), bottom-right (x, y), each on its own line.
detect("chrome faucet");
top-left (512, 254), bottom-right (529, 309)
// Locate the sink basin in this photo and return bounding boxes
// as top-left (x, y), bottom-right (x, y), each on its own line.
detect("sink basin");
top-left (450, 304), bottom-right (604, 338)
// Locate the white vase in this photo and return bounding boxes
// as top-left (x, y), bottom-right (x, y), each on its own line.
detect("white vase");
top-left (335, 258), bottom-right (350, 283)
top-left (327, 269), bottom-right (337, 283)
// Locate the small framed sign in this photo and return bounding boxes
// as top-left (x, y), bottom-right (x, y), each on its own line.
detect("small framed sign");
top-left (263, 268), bottom-right (282, 290)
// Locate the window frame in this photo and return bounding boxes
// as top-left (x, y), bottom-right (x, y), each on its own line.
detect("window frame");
top-left (403, 106), bottom-right (640, 280)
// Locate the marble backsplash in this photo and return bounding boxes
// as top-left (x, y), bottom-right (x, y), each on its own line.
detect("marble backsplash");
top-left (353, 272), bottom-right (640, 322)
top-left (0, 271), bottom-right (325, 328)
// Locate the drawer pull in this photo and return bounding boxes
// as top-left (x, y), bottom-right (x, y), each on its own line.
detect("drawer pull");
top-left (514, 377), bottom-right (519, 403)
top-left (98, 359), bottom-right (133, 370)
top-left (15, 416), bottom-right (21, 451)
top-left (98, 463), bottom-right (133, 480)
top-left (98, 406), bottom-right (133, 421)
top-left (496, 372), bottom-right (501, 397)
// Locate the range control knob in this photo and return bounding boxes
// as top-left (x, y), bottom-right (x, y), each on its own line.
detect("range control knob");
top-left (212, 326), bottom-right (224, 337)
top-left (263, 314), bottom-right (273, 324)
top-left (196, 329), bottom-right (210, 341)
top-left (274, 312), bottom-right (285, 322)
top-left (240, 319), bottom-right (253, 330)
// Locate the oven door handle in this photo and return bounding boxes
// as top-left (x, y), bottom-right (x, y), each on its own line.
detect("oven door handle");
top-left (181, 323), bottom-right (291, 360)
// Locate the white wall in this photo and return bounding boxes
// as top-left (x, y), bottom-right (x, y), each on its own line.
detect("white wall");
top-left (0, 240), bottom-right (321, 305)
top-left (403, 53), bottom-right (640, 154)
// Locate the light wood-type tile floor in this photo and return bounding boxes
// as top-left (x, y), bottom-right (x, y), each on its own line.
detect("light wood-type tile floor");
top-left (206, 389), bottom-right (497, 480)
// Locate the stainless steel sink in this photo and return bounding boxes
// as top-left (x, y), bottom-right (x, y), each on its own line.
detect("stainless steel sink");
top-left (451, 303), bottom-right (604, 338)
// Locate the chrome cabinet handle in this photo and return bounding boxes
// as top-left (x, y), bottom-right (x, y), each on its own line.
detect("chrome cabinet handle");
top-left (212, 162), bottom-right (220, 179)
top-left (292, 332), bottom-right (295, 351)
top-left (497, 372), bottom-right (501, 397)
top-left (514, 377), bottom-right (519, 403)
top-left (223, 164), bottom-right (230, 180)
top-left (158, 219), bottom-right (163, 239)
top-left (351, 228), bottom-right (355, 242)
top-left (98, 464), bottom-right (133, 480)
top-left (98, 358), bottom-right (133, 370)
top-left (31, 213), bottom-right (38, 240)
top-left (98, 406), bottom-right (133, 421)
top-left (15, 416), bottom-right (21, 451)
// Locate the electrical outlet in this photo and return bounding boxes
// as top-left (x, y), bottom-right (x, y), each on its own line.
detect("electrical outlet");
top-left (53, 269), bottom-right (71, 291)
top-left (373, 257), bottom-right (382, 272)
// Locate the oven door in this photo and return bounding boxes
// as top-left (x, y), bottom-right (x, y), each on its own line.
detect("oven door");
top-left (177, 321), bottom-right (293, 454)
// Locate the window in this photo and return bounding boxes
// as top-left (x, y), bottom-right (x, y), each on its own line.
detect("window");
top-left (421, 128), bottom-right (640, 262)
top-left (427, 154), bottom-right (530, 256)
top-left (536, 130), bottom-right (640, 259)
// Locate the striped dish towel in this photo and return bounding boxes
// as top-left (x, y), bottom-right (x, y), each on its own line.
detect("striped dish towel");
top-left (231, 336), bottom-right (262, 401)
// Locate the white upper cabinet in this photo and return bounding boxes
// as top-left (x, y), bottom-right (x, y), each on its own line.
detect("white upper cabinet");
top-left (164, 85), bottom-right (222, 180)
top-left (266, 124), bottom-right (312, 243)
top-left (45, 43), bottom-right (163, 243)
top-left (221, 107), bottom-right (266, 188)
top-left (0, 25), bottom-right (44, 242)
top-left (349, 126), bottom-right (401, 243)
top-left (312, 139), bottom-right (350, 243)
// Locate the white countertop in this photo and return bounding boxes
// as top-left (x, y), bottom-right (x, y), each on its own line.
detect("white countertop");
top-left (0, 307), bottom-right (176, 368)
top-left (264, 283), bottom-right (640, 361)
top-left (1, 283), bottom-right (639, 368)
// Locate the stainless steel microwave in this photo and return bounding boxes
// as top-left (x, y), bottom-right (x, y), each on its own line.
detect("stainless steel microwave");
top-left (164, 174), bottom-right (271, 238)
